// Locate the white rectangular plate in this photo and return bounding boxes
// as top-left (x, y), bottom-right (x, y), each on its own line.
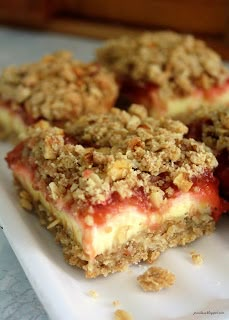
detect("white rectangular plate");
top-left (0, 141), bottom-right (229, 320)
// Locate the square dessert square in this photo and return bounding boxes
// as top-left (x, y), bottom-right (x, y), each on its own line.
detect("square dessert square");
top-left (187, 105), bottom-right (229, 202)
top-left (97, 32), bottom-right (229, 119)
top-left (0, 51), bottom-right (118, 140)
top-left (6, 105), bottom-right (225, 278)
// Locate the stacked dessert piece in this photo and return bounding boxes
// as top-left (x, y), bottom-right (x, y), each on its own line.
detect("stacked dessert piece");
top-left (186, 105), bottom-right (229, 201)
top-left (97, 31), bottom-right (229, 119)
top-left (0, 51), bottom-right (118, 140)
top-left (2, 31), bottom-right (229, 278)
top-left (6, 106), bottom-right (226, 277)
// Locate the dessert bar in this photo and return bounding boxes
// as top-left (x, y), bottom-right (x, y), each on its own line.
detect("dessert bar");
top-left (0, 51), bottom-right (118, 140)
top-left (187, 105), bottom-right (229, 201)
top-left (97, 32), bottom-right (229, 119)
top-left (6, 106), bottom-right (225, 278)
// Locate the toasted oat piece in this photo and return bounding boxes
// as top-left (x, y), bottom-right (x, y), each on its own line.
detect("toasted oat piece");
top-left (114, 309), bottom-right (133, 320)
top-left (97, 31), bottom-right (229, 119)
top-left (6, 107), bottom-right (225, 278)
top-left (137, 266), bottom-right (175, 292)
top-left (190, 251), bottom-right (203, 265)
top-left (0, 51), bottom-right (118, 141)
top-left (186, 105), bottom-right (229, 202)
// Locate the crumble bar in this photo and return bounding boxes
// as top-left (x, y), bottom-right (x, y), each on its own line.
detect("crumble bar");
top-left (6, 106), bottom-right (226, 278)
top-left (97, 31), bottom-right (229, 119)
top-left (137, 266), bottom-right (175, 292)
top-left (187, 105), bottom-right (229, 201)
top-left (0, 51), bottom-right (118, 140)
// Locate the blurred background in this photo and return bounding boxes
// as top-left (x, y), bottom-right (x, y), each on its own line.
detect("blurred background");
top-left (0, 0), bottom-right (228, 58)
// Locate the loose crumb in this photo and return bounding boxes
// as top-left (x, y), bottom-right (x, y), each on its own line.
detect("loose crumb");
top-left (88, 290), bottom-right (99, 298)
top-left (114, 309), bottom-right (133, 320)
top-left (190, 251), bottom-right (203, 265)
top-left (112, 300), bottom-right (121, 308)
top-left (137, 266), bottom-right (175, 292)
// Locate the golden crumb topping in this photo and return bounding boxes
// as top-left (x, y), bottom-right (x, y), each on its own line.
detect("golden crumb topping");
top-left (22, 106), bottom-right (217, 206)
top-left (97, 31), bottom-right (228, 97)
top-left (187, 105), bottom-right (229, 153)
top-left (0, 51), bottom-right (118, 122)
top-left (137, 266), bottom-right (175, 292)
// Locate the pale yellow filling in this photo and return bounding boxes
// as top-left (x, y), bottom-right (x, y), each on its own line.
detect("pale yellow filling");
top-left (166, 89), bottom-right (229, 118)
top-left (15, 169), bottom-right (212, 260)
top-left (148, 88), bottom-right (229, 119)
top-left (0, 106), bottom-right (26, 138)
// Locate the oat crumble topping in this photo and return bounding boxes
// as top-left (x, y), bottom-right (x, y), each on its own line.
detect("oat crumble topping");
top-left (21, 106), bottom-right (217, 207)
top-left (137, 266), bottom-right (175, 291)
top-left (0, 51), bottom-right (118, 122)
top-left (187, 105), bottom-right (229, 153)
top-left (97, 32), bottom-right (228, 97)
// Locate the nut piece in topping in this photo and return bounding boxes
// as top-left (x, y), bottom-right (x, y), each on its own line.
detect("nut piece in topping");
top-left (190, 251), bottom-right (203, 265)
top-left (149, 187), bottom-right (165, 208)
top-left (107, 159), bottom-right (132, 181)
top-left (173, 173), bottom-right (193, 192)
top-left (114, 309), bottom-right (133, 320)
top-left (137, 266), bottom-right (175, 292)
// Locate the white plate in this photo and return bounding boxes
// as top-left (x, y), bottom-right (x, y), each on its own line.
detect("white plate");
top-left (0, 141), bottom-right (229, 320)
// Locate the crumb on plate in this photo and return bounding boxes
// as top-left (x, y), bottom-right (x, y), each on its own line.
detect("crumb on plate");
top-left (114, 309), bottom-right (133, 320)
top-left (190, 251), bottom-right (203, 265)
top-left (112, 300), bottom-right (121, 308)
top-left (88, 290), bottom-right (99, 298)
top-left (137, 266), bottom-right (175, 292)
